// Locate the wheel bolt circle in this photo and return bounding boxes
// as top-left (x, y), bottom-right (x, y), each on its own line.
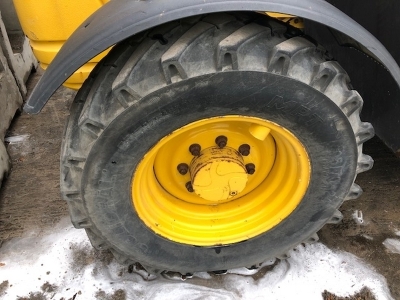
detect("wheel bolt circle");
top-left (185, 181), bottom-right (194, 193)
top-left (177, 163), bottom-right (189, 175)
top-left (189, 144), bottom-right (201, 156)
top-left (239, 144), bottom-right (251, 156)
top-left (246, 163), bottom-right (256, 175)
top-left (215, 135), bottom-right (228, 148)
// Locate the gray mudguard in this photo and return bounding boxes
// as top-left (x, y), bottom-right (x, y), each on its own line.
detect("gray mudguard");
top-left (23, 0), bottom-right (400, 114)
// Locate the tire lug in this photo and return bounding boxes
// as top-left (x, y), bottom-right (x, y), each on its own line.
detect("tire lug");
top-left (212, 270), bottom-right (227, 275)
top-left (177, 163), bottom-right (189, 175)
top-left (185, 181), bottom-right (194, 193)
top-left (238, 144), bottom-right (250, 156)
top-left (246, 163), bottom-right (256, 175)
top-left (215, 135), bottom-right (228, 148)
top-left (189, 144), bottom-right (201, 156)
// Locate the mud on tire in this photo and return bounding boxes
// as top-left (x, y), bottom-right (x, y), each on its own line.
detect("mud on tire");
top-left (61, 12), bottom-right (374, 274)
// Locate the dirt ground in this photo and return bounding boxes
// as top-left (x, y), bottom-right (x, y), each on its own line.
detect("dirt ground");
top-left (1, 70), bottom-right (400, 299)
top-left (318, 135), bottom-right (400, 299)
top-left (0, 70), bottom-right (71, 240)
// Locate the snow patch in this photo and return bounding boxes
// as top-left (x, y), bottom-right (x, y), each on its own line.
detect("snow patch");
top-left (352, 210), bottom-right (365, 225)
top-left (361, 234), bottom-right (374, 240)
top-left (4, 134), bottom-right (33, 157)
top-left (0, 218), bottom-right (393, 300)
top-left (383, 238), bottom-right (400, 255)
top-left (4, 134), bottom-right (29, 144)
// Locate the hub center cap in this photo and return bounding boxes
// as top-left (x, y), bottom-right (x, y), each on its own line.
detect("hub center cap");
top-left (190, 147), bottom-right (248, 202)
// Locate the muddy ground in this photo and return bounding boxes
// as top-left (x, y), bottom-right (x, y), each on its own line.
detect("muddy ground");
top-left (0, 70), bottom-right (399, 299)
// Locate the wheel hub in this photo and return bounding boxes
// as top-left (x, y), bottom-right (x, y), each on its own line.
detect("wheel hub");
top-left (132, 116), bottom-right (310, 246)
top-left (190, 147), bottom-right (248, 202)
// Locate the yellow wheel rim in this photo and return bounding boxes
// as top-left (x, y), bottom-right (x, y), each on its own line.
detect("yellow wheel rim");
top-left (132, 116), bottom-right (310, 246)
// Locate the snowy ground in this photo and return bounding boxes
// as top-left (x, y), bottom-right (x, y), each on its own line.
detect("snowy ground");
top-left (0, 218), bottom-right (393, 300)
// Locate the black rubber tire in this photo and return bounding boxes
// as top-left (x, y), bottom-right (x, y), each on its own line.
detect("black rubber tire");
top-left (61, 12), bottom-right (374, 274)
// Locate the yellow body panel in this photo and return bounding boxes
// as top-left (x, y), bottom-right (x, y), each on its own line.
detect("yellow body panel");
top-left (13, 0), bottom-right (110, 89)
top-left (266, 12), bottom-right (304, 28)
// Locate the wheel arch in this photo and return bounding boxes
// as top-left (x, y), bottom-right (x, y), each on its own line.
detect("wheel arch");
top-left (23, 0), bottom-right (400, 114)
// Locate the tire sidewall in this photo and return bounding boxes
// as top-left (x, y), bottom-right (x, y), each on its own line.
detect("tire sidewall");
top-left (82, 71), bottom-right (357, 272)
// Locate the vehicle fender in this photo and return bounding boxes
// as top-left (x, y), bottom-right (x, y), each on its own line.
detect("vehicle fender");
top-left (23, 0), bottom-right (400, 114)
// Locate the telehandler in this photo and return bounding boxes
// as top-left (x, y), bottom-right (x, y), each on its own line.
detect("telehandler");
top-left (7, 0), bottom-right (400, 275)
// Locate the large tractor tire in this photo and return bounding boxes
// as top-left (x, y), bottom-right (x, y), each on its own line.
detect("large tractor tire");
top-left (61, 12), bottom-right (374, 274)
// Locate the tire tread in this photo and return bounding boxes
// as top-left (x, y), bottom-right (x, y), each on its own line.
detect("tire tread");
top-left (60, 12), bottom-right (374, 273)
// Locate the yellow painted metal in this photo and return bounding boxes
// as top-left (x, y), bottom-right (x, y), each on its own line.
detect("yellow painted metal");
top-left (132, 116), bottom-right (310, 246)
top-left (249, 124), bottom-right (271, 141)
top-left (12, 0), bottom-right (110, 89)
top-left (190, 147), bottom-right (248, 202)
top-left (266, 12), bottom-right (304, 29)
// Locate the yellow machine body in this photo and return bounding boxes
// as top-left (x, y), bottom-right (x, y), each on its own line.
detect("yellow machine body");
top-left (13, 0), bottom-right (110, 90)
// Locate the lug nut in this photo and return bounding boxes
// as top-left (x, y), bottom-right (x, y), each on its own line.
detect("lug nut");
top-left (238, 144), bottom-right (251, 156)
top-left (185, 181), bottom-right (194, 193)
top-left (215, 135), bottom-right (228, 148)
top-left (189, 144), bottom-right (201, 156)
top-left (177, 163), bottom-right (189, 175)
top-left (246, 163), bottom-right (256, 175)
